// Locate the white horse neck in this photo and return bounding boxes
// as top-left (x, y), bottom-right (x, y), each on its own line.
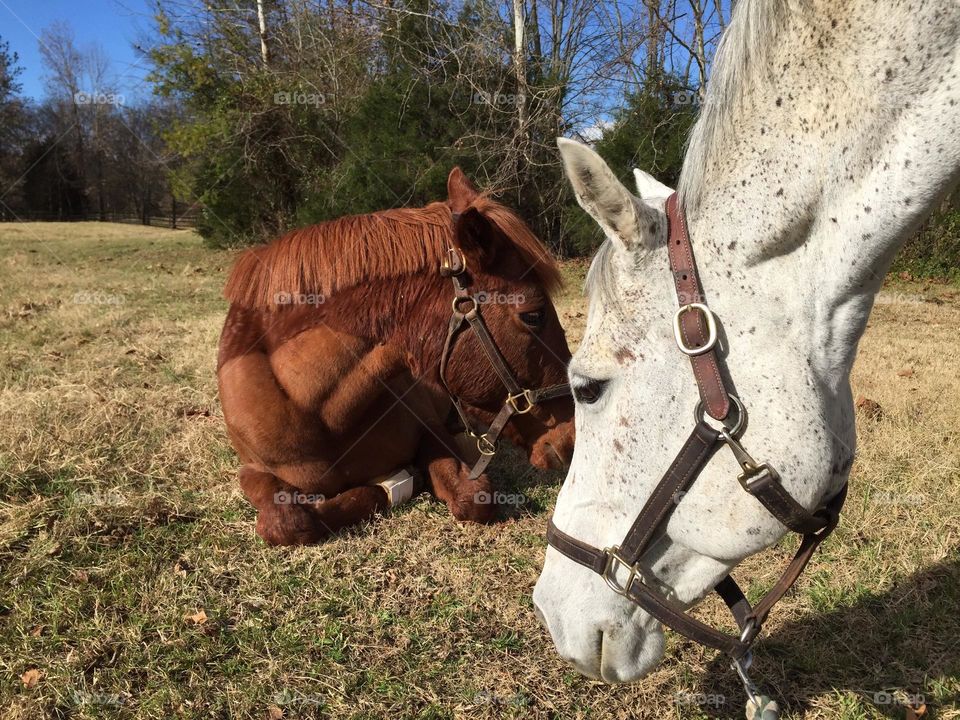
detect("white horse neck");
top-left (680, 0), bottom-right (960, 380)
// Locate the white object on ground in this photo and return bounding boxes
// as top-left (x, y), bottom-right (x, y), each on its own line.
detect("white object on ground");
top-left (369, 469), bottom-right (416, 507)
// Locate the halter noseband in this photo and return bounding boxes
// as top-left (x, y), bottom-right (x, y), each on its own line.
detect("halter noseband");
top-left (546, 193), bottom-right (847, 708)
top-left (437, 236), bottom-right (571, 480)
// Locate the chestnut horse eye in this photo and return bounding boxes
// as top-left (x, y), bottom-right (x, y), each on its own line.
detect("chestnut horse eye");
top-left (573, 378), bottom-right (607, 405)
top-left (519, 310), bottom-right (545, 328)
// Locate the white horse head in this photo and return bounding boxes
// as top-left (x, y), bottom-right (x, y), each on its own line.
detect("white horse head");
top-left (534, 0), bottom-right (960, 683)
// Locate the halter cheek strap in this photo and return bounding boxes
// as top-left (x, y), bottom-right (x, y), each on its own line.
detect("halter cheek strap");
top-left (667, 194), bottom-right (731, 420)
top-left (546, 192), bottom-right (848, 664)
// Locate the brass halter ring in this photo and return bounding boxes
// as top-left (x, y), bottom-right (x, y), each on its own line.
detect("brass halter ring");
top-left (476, 435), bottom-right (497, 456)
top-left (452, 295), bottom-right (478, 314)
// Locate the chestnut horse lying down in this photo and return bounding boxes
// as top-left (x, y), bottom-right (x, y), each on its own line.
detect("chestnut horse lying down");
top-left (217, 169), bottom-right (575, 545)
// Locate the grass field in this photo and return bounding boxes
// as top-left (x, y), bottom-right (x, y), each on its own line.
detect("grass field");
top-left (1, 222), bottom-right (959, 720)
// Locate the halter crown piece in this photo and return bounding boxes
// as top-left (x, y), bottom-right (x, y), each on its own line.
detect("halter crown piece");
top-left (546, 193), bottom-right (847, 719)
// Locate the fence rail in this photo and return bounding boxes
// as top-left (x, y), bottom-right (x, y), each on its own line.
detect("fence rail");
top-left (0, 210), bottom-right (200, 229)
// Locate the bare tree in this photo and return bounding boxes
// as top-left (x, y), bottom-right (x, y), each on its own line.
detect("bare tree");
top-left (39, 23), bottom-right (88, 217)
top-left (257, 0), bottom-right (271, 64)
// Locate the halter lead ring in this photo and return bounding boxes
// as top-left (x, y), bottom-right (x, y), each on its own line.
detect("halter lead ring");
top-left (546, 192), bottom-right (847, 704)
top-left (695, 394), bottom-right (746, 437)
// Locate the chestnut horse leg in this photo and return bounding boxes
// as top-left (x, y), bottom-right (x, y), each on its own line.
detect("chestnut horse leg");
top-left (238, 466), bottom-right (391, 546)
top-left (415, 430), bottom-right (495, 524)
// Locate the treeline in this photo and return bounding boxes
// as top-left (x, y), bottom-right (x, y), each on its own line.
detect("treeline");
top-left (2, 0), bottom-right (726, 254)
top-left (2, 1), bottom-right (957, 272)
top-left (144, 0), bottom-right (727, 254)
top-left (0, 29), bottom-right (184, 227)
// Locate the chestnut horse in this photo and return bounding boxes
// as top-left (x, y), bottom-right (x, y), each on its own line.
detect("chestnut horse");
top-left (217, 169), bottom-right (575, 545)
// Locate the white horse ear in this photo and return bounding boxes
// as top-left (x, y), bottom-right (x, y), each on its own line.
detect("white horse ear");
top-left (632, 168), bottom-right (673, 200)
top-left (557, 137), bottom-right (646, 252)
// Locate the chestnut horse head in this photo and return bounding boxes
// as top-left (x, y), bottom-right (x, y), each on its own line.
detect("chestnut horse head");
top-left (440, 168), bottom-right (574, 472)
top-left (222, 167), bottom-right (574, 478)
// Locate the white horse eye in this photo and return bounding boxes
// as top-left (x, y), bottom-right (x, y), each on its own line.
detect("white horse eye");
top-left (572, 377), bottom-right (607, 404)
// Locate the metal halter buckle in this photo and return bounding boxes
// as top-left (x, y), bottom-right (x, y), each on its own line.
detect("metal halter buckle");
top-left (740, 617), bottom-right (761, 645)
top-left (673, 302), bottom-right (718, 356)
top-left (602, 546), bottom-right (644, 596)
top-left (439, 247), bottom-right (467, 277)
top-left (506, 389), bottom-right (536, 414)
top-left (476, 434), bottom-right (497, 456)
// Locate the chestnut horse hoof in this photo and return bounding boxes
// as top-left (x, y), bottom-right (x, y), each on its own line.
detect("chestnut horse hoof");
top-left (255, 501), bottom-right (326, 546)
top-left (448, 479), bottom-right (497, 524)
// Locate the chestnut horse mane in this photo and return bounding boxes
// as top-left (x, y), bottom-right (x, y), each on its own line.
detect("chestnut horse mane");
top-left (223, 196), bottom-right (562, 309)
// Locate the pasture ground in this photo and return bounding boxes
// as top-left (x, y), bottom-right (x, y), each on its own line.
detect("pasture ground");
top-left (1, 222), bottom-right (959, 720)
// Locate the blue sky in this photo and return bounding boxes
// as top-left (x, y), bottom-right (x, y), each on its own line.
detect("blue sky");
top-left (0, 0), bottom-right (154, 101)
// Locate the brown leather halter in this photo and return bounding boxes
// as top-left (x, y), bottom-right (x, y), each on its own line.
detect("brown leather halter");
top-left (546, 193), bottom-right (848, 664)
top-left (437, 244), bottom-right (571, 480)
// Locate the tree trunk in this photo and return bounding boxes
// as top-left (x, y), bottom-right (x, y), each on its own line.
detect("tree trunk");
top-left (691, 0), bottom-right (708, 99)
top-left (512, 0), bottom-right (527, 147)
top-left (256, 0), bottom-right (270, 65)
top-left (646, 0), bottom-right (662, 84)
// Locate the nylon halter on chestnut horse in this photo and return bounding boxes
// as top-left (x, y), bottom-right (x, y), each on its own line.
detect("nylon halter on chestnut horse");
top-left (438, 236), bottom-right (571, 479)
top-left (546, 194), bottom-right (847, 710)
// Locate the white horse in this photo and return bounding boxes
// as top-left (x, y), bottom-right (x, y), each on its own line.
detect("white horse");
top-left (534, 0), bottom-right (960, 686)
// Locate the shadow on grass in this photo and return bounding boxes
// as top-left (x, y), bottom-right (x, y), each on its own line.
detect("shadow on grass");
top-left (691, 554), bottom-right (960, 718)
top-left (484, 443), bottom-right (565, 520)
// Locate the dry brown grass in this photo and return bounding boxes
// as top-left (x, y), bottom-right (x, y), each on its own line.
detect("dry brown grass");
top-left (1, 222), bottom-right (958, 720)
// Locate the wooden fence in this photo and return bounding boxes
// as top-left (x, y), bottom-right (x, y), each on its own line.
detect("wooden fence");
top-left (0, 208), bottom-right (201, 229)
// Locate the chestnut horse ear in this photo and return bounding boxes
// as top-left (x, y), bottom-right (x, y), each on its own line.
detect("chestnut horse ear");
top-left (447, 167), bottom-right (480, 212)
top-left (452, 206), bottom-right (497, 267)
